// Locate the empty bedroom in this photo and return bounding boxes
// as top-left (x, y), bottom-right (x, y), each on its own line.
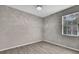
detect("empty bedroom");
top-left (0, 5), bottom-right (79, 54)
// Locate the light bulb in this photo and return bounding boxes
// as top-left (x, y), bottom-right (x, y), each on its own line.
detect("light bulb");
top-left (36, 5), bottom-right (42, 11)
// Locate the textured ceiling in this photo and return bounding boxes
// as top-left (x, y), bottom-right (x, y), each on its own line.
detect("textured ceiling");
top-left (7, 5), bottom-right (74, 18)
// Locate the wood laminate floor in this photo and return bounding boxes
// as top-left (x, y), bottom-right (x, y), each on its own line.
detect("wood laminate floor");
top-left (0, 41), bottom-right (79, 54)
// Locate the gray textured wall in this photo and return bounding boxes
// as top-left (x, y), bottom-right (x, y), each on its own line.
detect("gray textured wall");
top-left (44, 6), bottom-right (79, 51)
top-left (0, 6), bottom-right (43, 50)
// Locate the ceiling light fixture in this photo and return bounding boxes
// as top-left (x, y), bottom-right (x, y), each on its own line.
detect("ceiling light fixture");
top-left (36, 5), bottom-right (42, 11)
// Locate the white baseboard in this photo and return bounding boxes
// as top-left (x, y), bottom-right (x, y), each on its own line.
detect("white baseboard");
top-left (0, 40), bottom-right (42, 51)
top-left (44, 40), bottom-right (79, 52)
top-left (1, 39), bottom-right (79, 52)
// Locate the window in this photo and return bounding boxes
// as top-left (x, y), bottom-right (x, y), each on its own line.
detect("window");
top-left (62, 12), bottom-right (79, 36)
